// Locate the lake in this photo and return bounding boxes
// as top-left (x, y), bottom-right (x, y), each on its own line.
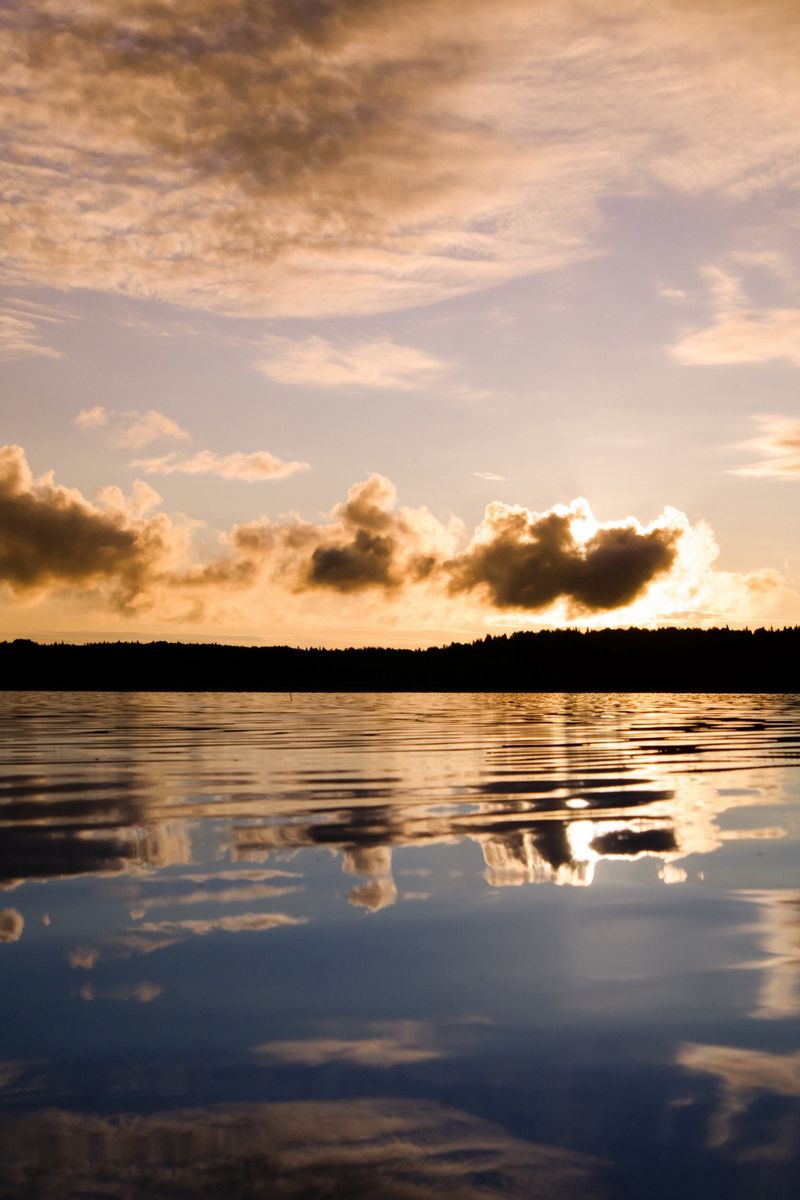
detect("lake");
top-left (1, 691), bottom-right (799, 1199)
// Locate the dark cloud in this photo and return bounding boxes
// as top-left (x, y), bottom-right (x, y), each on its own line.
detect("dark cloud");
top-left (305, 475), bottom-right (430, 592)
top-left (308, 530), bottom-right (398, 591)
top-left (447, 500), bottom-right (681, 613)
top-left (230, 473), bottom-right (447, 596)
top-left (230, 478), bottom-right (683, 612)
top-left (0, 446), bottom-right (715, 621)
top-left (0, 445), bottom-right (172, 609)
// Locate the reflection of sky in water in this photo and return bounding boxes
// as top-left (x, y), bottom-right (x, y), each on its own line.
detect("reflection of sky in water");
top-left (0, 692), bottom-right (799, 1198)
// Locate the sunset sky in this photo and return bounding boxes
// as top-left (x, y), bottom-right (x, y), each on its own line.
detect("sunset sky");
top-left (1, 0), bottom-right (799, 645)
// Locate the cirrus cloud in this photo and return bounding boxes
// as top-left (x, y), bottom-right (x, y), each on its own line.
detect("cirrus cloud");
top-left (3, 2), bottom-right (800, 318)
top-left (672, 268), bottom-right (800, 368)
top-left (75, 406), bottom-right (192, 450)
top-left (255, 336), bottom-right (452, 391)
top-left (0, 310), bottom-right (61, 361)
top-left (133, 449), bottom-right (310, 483)
top-left (731, 415), bottom-right (800, 480)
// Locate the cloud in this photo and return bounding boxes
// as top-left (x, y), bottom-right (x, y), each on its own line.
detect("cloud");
top-left (447, 498), bottom-right (681, 614)
top-left (0, 297), bottom-right (76, 360)
top-left (0, 909), bottom-right (24, 942)
top-left (256, 336), bottom-right (452, 391)
top-left (226, 473), bottom-right (459, 597)
top-left (75, 408), bottom-right (307, 483)
top-left (132, 448), bottom-right (310, 482)
top-left (474, 472), bottom-right (507, 482)
top-left (0, 309), bottom-right (61, 361)
top-left (74, 406), bottom-right (108, 431)
top-left (0, 444), bottom-right (183, 608)
top-left (75, 406), bottom-right (192, 449)
top-left (672, 268), bottom-right (800, 367)
top-left (731, 415), bottom-right (800, 480)
top-left (4, 2), bottom-right (800, 317)
top-left (0, 444), bottom-right (786, 630)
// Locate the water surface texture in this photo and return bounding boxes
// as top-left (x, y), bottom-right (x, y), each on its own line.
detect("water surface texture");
top-left (1, 692), bottom-right (799, 1199)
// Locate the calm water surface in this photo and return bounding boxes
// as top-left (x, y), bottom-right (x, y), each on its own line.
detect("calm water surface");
top-left (1, 691), bottom-right (799, 1199)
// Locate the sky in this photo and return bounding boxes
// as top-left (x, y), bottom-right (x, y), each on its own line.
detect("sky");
top-left (1, 0), bottom-right (799, 647)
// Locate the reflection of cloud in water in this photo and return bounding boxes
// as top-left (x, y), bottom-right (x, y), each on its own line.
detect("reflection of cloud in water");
top-left (77, 982), bottom-right (162, 1004)
top-left (3, 697), bottom-right (799, 929)
top-left (0, 812), bottom-right (191, 890)
top-left (136, 882), bottom-right (301, 912)
top-left (69, 912), bottom-right (306, 969)
top-left (348, 877), bottom-right (399, 912)
top-left (678, 1042), bottom-right (800, 1158)
top-left (255, 1021), bottom-right (444, 1067)
top-left (479, 820), bottom-right (677, 889)
top-left (0, 909), bottom-right (24, 942)
top-left (234, 763), bottom-right (788, 896)
top-left (343, 846), bottom-right (398, 912)
top-left (0, 1063), bottom-right (25, 1090)
top-left (255, 1016), bottom-right (490, 1069)
top-left (739, 891), bottom-right (800, 1020)
top-left (0, 1098), bottom-right (604, 1200)
top-left (135, 913), bottom-right (306, 937)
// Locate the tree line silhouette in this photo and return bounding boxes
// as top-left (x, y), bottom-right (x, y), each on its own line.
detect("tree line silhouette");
top-left (1, 627), bottom-right (798, 691)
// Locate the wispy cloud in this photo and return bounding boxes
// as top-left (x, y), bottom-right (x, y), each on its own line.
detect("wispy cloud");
top-left (731, 415), bottom-right (800, 480)
top-left (4, 3), bottom-right (800, 317)
top-left (256, 336), bottom-right (452, 392)
top-left (0, 310), bottom-right (61, 361)
top-left (76, 407), bottom-right (307, 482)
top-left (672, 267), bottom-right (800, 367)
top-left (133, 449), bottom-right (310, 483)
top-left (474, 471), bottom-right (506, 482)
top-left (0, 297), bottom-right (78, 360)
top-left (75, 406), bottom-right (192, 449)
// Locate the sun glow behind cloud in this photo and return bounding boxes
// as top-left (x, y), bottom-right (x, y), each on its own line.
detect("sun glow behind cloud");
top-left (0, 444), bottom-right (786, 643)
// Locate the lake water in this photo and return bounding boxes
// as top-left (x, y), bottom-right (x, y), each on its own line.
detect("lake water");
top-left (1, 691), bottom-right (799, 1199)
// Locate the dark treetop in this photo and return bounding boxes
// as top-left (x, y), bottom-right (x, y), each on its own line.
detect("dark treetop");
top-left (1, 626), bottom-right (798, 691)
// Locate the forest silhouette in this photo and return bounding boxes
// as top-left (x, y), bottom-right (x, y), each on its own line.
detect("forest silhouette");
top-left (1, 627), bottom-right (798, 692)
